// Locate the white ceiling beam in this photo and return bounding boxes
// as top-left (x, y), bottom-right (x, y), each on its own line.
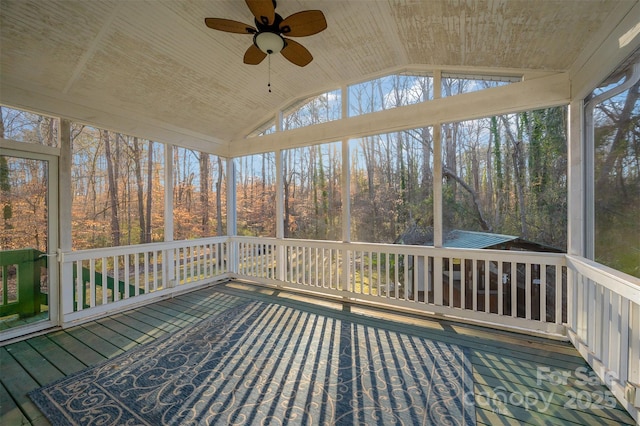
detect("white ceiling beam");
top-left (227, 72), bottom-right (570, 157)
top-left (0, 81), bottom-right (227, 156)
top-left (63, 3), bottom-right (123, 94)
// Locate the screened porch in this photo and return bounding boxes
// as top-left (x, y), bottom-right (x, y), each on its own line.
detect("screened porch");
top-left (1, 0), bottom-right (640, 424)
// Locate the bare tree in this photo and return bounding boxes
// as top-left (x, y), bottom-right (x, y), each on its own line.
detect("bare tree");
top-left (103, 130), bottom-right (120, 245)
top-left (500, 115), bottom-right (529, 238)
top-left (215, 157), bottom-right (224, 236)
top-left (131, 137), bottom-right (146, 243)
top-left (199, 152), bottom-right (210, 236)
top-left (145, 142), bottom-right (153, 242)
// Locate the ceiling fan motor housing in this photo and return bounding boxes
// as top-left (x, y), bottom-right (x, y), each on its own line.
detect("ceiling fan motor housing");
top-left (253, 13), bottom-right (287, 54)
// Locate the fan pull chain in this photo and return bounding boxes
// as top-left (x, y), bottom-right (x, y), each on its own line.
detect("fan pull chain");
top-left (268, 54), bottom-right (272, 93)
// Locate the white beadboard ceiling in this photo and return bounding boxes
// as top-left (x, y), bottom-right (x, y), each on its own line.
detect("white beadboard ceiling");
top-left (0, 0), bottom-right (638, 155)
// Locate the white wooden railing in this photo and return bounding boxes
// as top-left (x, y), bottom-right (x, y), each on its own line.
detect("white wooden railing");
top-left (230, 237), bottom-right (568, 336)
top-left (565, 255), bottom-right (640, 418)
top-left (60, 237), bottom-right (228, 323)
top-left (58, 235), bottom-right (639, 421)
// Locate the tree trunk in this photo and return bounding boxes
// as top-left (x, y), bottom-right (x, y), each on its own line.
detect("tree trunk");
top-left (103, 130), bottom-right (120, 246)
top-left (0, 107), bottom-right (12, 248)
top-left (485, 134), bottom-right (494, 223)
top-left (500, 116), bottom-right (528, 238)
top-left (199, 153), bottom-right (210, 236)
top-left (132, 137), bottom-right (146, 243)
top-left (444, 124), bottom-right (458, 199)
top-left (420, 127), bottom-right (432, 190)
top-left (145, 142), bottom-right (153, 242)
top-left (491, 116), bottom-right (503, 224)
top-left (215, 157), bottom-right (223, 236)
top-left (443, 166), bottom-right (492, 231)
top-left (283, 152), bottom-right (291, 237)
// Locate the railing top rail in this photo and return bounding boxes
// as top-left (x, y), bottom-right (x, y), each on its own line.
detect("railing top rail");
top-left (62, 237), bottom-right (227, 262)
top-left (231, 236), bottom-right (566, 264)
top-left (566, 254), bottom-right (640, 303)
top-left (0, 248), bottom-right (45, 265)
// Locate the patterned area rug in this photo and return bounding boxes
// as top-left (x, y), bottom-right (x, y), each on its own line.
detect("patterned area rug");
top-left (30, 301), bottom-right (476, 425)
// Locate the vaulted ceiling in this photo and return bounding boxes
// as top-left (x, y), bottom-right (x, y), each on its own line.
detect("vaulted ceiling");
top-left (1, 0), bottom-right (639, 156)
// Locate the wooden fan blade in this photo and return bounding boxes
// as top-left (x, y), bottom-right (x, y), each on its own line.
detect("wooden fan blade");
top-left (246, 0), bottom-right (275, 26)
top-left (205, 18), bottom-right (256, 34)
top-left (281, 38), bottom-right (313, 67)
top-left (280, 10), bottom-right (327, 37)
top-left (244, 44), bottom-right (267, 65)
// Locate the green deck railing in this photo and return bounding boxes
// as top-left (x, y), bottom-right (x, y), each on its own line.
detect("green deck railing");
top-left (0, 248), bottom-right (146, 316)
top-left (72, 264), bottom-right (144, 309)
top-left (0, 248), bottom-right (47, 317)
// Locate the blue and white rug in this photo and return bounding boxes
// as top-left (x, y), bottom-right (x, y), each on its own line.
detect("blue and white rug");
top-left (30, 301), bottom-right (475, 425)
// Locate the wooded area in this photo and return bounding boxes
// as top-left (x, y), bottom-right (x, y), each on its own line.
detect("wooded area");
top-left (71, 130), bottom-right (228, 249)
top-left (236, 76), bottom-right (568, 250)
top-left (0, 110), bottom-right (228, 250)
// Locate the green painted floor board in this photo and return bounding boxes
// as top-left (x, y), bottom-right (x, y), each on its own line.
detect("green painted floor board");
top-left (173, 291), bottom-right (243, 311)
top-left (0, 347), bottom-right (44, 423)
top-left (473, 372), bottom-right (631, 425)
top-left (112, 312), bottom-right (170, 340)
top-left (469, 350), bottom-right (587, 380)
top-left (144, 302), bottom-right (209, 323)
top-left (474, 361), bottom-right (633, 421)
top-left (65, 326), bottom-right (124, 359)
top-left (30, 415), bottom-right (52, 426)
top-left (476, 406), bottom-right (535, 425)
top-left (3, 341), bottom-right (63, 387)
top-left (27, 335), bottom-right (86, 377)
top-left (122, 308), bottom-right (183, 334)
top-left (135, 304), bottom-right (197, 328)
top-left (81, 321), bottom-right (140, 353)
top-left (96, 316), bottom-right (157, 345)
top-left (0, 381), bottom-right (30, 425)
top-left (46, 330), bottom-right (106, 366)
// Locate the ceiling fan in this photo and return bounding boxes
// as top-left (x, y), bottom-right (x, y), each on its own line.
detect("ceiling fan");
top-left (204, 0), bottom-right (327, 67)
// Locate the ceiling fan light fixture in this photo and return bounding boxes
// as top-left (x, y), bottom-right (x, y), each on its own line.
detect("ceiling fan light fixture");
top-left (254, 31), bottom-right (285, 54)
top-left (205, 2), bottom-right (326, 67)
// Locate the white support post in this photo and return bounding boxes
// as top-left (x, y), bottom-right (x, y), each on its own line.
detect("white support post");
top-left (618, 298), bottom-right (630, 384)
top-left (567, 268), bottom-right (576, 329)
top-left (342, 138), bottom-right (350, 243)
top-left (629, 302), bottom-right (640, 385)
top-left (567, 98), bottom-right (585, 333)
top-left (341, 85), bottom-right (351, 295)
top-left (58, 120), bottom-right (71, 249)
top-left (433, 70), bottom-right (444, 306)
top-left (59, 119), bottom-right (73, 320)
top-left (226, 158), bottom-right (238, 274)
top-left (275, 149), bottom-right (285, 282)
top-left (433, 70), bottom-right (443, 248)
top-left (164, 144), bottom-right (175, 287)
top-left (342, 247), bottom-right (351, 294)
top-left (275, 149), bottom-right (284, 240)
top-left (567, 99), bottom-right (585, 257)
top-left (433, 257), bottom-right (443, 306)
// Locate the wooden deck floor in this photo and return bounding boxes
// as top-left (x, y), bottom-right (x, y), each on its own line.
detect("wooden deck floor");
top-left (0, 281), bottom-right (635, 425)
